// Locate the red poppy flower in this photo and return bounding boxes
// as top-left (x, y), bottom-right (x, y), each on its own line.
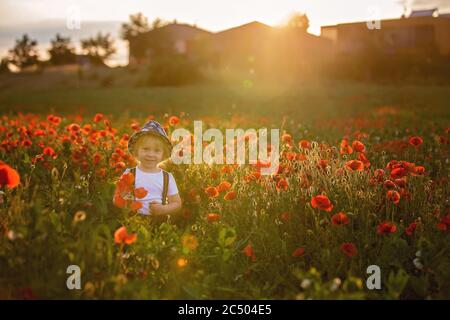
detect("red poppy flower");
top-left (92, 152), bottom-right (102, 166)
top-left (383, 180), bottom-right (397, 189)
top-left (47, 114), bottom-right (61, 125)
top-left (409, 136), bottom-right (423, 147)
top-left (251, 171), bottom-right (261, 180)
top-left (386, 160), bottom-right (399, 171)
top-left (345, 160), bottom-right (364, 171)
top-left (437, 215), bottom-right (450, 231)
top-left (352, 140), bottom-right (366, 153)
top-left (134, 187), bottom-right (148, 199)
top-left (340, 139), bottom-right (353, 155)
top-left (82, 124), bottom-right (92, 135)
top-left (114, 226), bottom-right (137, 245)
top-left (317, 159), bottom-right (328, 170)
top-left (221, 164), bottom-right (236, 174)
top-left (113, 193), bottom-right (128, 208)
top-left (43, 147), bottom-right (56, 158)
top-left (169, 116), bottom-right (180, 126)
top-left (276, 178), bottom-right (289, 191)
top-left (331, 212), bottom-right (349, 226)
top-left (412, 166), bottom-right (425, 176)
top-left (292, 247), bottom-right (305, 257)
top-left (116, 172), bottom-right (134, 195)
top-left (217, 181), bottom-right (231, 193)
top-left (406, 222), bottom-right (419, 236)
top-left (67, 123), bottom-right (80, 132)
top-left (311, 195), bottom-right (334, 212)
top-left (281, 133), bottom-right (292, 144)
top-left (207, 213), bottom-right (220, 223)
top-left (115, 161), bottom-right (126, 171)
top-left (242, 244), bottom-right (256, 262)
top-left (209, 170), bottom-right (218, 179)
top-left (130, 201), bottom-right (143, 211)
top-left (374, 169), bottom-right (385, 179)
top-left (224, 190), bottom-right (237, 200)
top-left (399, 188), bottom-right (412, 202)
top-left (204, 186), bottom-right (219, 198)
top-left (96, 168), bottom-right (106, 178)
top-left (93, 113), bottom-right (104, 123)
top-left (188, 188), bottom-right (199, 201)
top-left (340, 243), bottom-right (358, 257)
top-left (377, 221), bottom-right (397, 235)
top-left (131, 122), bottom-right (140, 131)
top-left (394, 178), bottom-right (407, 188)
top-left (358, 152), bottom-right (370, 168)
top-left (0, 162), bottom-right (20, 189)
top-left (21, 139), bottom-right (32, 147)
top-left (298, 140), bottom-right (311, 149)
top-left (283, 152), bottom-right (295, 161)
top-left (280, 212), bottom-right (291, 222)
top-left (386, 190), bottom-right (401, 204)
top-left (390, 167), bottom-right (407, 180)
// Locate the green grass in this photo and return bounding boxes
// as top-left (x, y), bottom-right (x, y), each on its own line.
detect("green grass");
top-left (1, 73), bottom-right (449, 125)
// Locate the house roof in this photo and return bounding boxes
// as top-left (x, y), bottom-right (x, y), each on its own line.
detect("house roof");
top-left (131, 22), bottom-right (212, 43)
top-left (157, 23), bottom-right (212, 35)
top-left (216, 21), bottom-right (272, 35)
top-left (409, 8), bottom-right (438, 17)
top-left (321, 12), bottom-right (448, 30)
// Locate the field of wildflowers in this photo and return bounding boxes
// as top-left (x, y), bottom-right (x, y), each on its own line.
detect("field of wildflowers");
top-left (0, 104), bottom-right (449, 299)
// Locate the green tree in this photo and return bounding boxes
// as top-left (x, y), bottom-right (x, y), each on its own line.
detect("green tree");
top-left (121, 12), bottom-right (151, 41)
top-left (8, 34), bottom-right (40, 70)
top-left (80, 32), bottom-right (116, 65)
top-left (151, 17), bottom-right (167, 30)
top-left (122, 14), bottom-right (172, 62)
top-left (0, 57), bottom-right (10, 74)
top-left (286, 12), bottom-right (310, 33)
top-left (48, 33), bottom-right (76, 65)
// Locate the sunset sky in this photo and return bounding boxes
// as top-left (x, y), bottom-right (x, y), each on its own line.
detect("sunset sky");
top-left (1, 0), bottom-right (449, 65)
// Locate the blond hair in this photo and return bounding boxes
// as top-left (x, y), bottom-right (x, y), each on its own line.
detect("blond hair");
top-left (131, 134), bottom-right (171, 162)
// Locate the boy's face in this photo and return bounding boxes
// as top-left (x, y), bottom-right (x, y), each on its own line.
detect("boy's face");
top-left (134, 135), bottom-right (166, 167)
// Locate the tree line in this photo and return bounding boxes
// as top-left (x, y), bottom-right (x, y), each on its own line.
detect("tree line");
top-left (0, 32), bottom-right (116, 72)
top-left (0, 11), bottom-right (309, 73)
top-left (0, 12), bottom-right (188, 72)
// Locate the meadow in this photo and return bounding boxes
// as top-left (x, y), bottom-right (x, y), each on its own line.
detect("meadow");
top-left (0, 77), bottom-right (449, 299)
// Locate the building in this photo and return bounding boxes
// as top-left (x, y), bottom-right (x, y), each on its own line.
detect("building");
top-left (321, 9), bottom-right (450, 57)
top-left (128, 23), bottom-right (212, 65)
top-left (128, 20), bottom-right (332, 73)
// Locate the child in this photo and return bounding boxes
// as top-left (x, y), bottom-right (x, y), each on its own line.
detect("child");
top-left (115, 120), bottom-right (182, 220)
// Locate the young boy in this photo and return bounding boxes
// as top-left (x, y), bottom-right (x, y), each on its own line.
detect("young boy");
top-left (117, 120), bottom-right (182, 220)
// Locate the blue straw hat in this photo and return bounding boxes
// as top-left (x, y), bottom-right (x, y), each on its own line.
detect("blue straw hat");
top-left (128, 120), bottom-right (172, 155)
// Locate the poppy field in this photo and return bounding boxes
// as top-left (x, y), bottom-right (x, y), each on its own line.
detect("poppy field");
top-left (0, 83), bottom-right (449, 300)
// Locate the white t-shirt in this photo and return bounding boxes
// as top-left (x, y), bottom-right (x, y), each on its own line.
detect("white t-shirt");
top-left (122, 167), bottom-right (179, 215)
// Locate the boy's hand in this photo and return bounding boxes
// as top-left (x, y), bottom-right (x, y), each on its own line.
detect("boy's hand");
top-left (150, 201), bottom-right (166, 216)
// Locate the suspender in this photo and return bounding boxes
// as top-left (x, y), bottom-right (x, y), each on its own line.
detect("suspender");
top-left (162, 170), bottom-right (169, 205)
top-left (130, 167), bottom-right (169, 205)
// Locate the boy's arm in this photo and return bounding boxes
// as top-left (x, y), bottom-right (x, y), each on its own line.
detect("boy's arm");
top-left (150, 193), bottom-right (182, 216)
